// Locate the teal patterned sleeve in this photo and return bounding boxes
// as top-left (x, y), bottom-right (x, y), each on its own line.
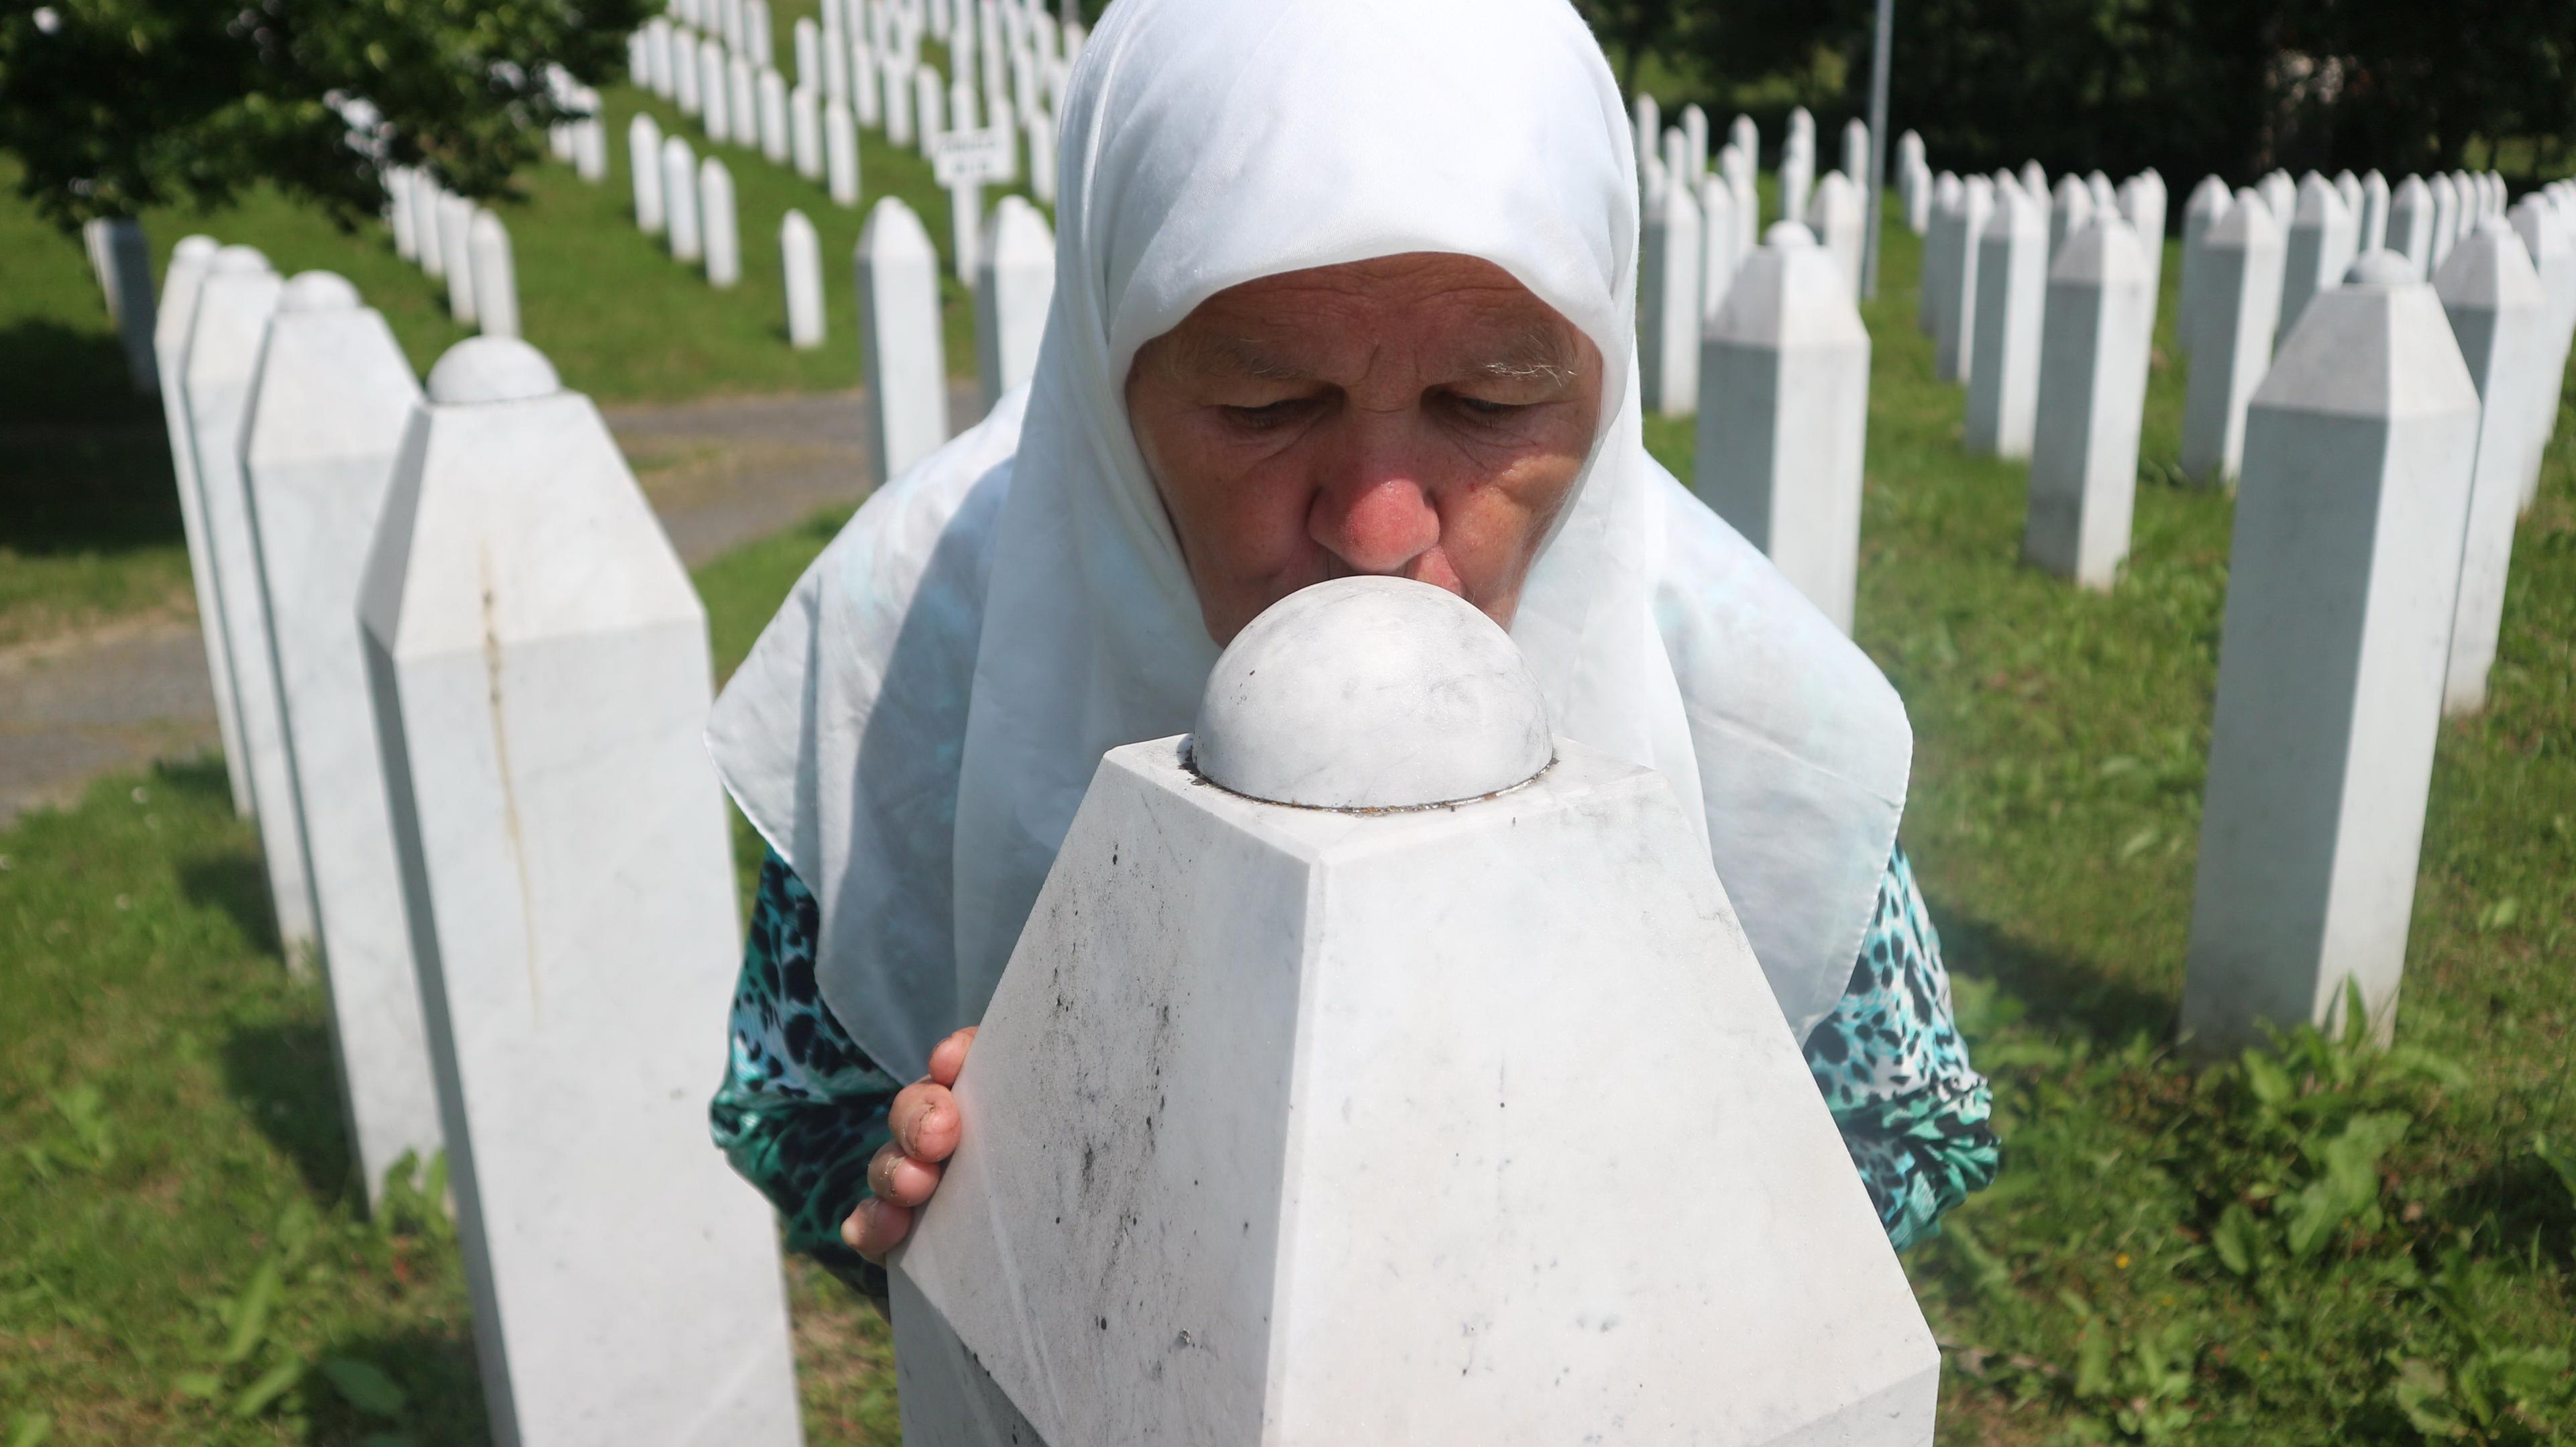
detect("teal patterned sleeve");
top-left (709, 849), bottom-right (905, 1297)
top-left (1803, 845), bottom-right (2002, 1250)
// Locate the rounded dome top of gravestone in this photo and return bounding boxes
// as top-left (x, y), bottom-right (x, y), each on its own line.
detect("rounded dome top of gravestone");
top-left (211, 245), bottom-right (270, 275)
top-left (1189, 576), bottom-right (1552, 810)
top-left (2345, 250), bottom-right (2414, 288)
top-left (1766, 220), bottom-right (1816, 248)
top-left (279, 272), bottom-right (362, 313)
top-left (426, 337), bottom-right (561, 405)
top-left (174, 235), bottom-right (219, 263)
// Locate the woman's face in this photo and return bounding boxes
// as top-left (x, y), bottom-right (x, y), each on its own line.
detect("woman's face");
top-left (1124, 253), bottom-right (1605, 645)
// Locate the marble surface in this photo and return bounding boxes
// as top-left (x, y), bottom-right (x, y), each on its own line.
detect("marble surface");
top-left (2432, 225), bottom-right (2546, 714)
top-left (663, 136), bottom-right (703, 262)
top-left (468, 211), bottom-right (519, 339)
top-left (1934, 176), bottom-right (1992, 384)
top-left (2387, 175), bottom-right (2434, 280)
top-left (1966, 182), bottom-right (2047, 460)
top-left (2026, 221), bottom-right (2153, 589)
top-left (413, 173), bottom-right (447, 278)
top-left (356, 337), bottom-right (801, 1446)
top-left (2049, 174), bottom-right (2092, 263)
top-left (974, 195), bottom-right (1055, 409)
top-left (1189, 577), bottom-right (1550, 809)
top-left (758, 66), bottom-right (791, 164)
top-left (895, 729), bottom-right (1937, 1445)
top-left (1918, 171), bottom-right (1960, 337)
top-left (438, 197), bottom-right (478, 325)
top-left (781, 209), bottom-right (826, 349)
top-left (1810, 170), bottom-right (1865, 301)
top-left (2176, 174), bottom-right (2231, 357)
top-left (153, 235), bottom-right (254, 817)
top-left (699, 40), bottom-right (731, 143)
top-left (700, 158), bottom-right (741, 288)
top-left (629, 114), bottom-right (667, 235)
top-left (824, 98), bottom-right (861, 206)
top-left (1696, 223), bottom-right (1872, 633)
top-left (241, 274), bottom-right (441, 1208)
top-left (1698, 174), bottom-right (1741, 320)
top-left (2179, 191), bottom-right (2284, 486)
top-left (2281, 173), bottom-right (2359, 339)
top-left (2509, 196), bottom-right (2575, 510)
top-left (790, 83), bottom-right (822, 179)
top-left (1639, 162), bottom-right (1703, 421)
top-left (185, 252), bottom-right (322, 959)
top-left (857, 196), bottom-right (950, 485)
top-left (2182, 259), bottom-right (2479, 1054)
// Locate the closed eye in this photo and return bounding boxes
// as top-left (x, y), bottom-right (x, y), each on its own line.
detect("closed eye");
top-left (1222, 398), bottom-right (1316, 429)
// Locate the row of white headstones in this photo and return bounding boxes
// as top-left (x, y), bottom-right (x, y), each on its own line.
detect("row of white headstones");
top-left (152, 239), bottom-right (806, 1446)
top-left (1633, 95), bottom-right (2575, 1055)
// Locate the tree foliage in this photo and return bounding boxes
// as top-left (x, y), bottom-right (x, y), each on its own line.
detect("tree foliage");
top-left (1581, 0), bottom-right (2576, 188)
top-left (0, 0), bottom-right (651, 231)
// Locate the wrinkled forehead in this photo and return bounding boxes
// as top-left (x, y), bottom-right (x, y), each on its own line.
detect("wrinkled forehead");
top-left (1067, 0), bottom-right (1636, 386)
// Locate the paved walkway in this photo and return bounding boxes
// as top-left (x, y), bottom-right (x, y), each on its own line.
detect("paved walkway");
top-left (0, 384), bottom-right (983, 828)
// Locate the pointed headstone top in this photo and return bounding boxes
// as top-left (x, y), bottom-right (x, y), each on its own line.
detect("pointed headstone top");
top-left (2255, 252), bottom-right (2475, 419)
top-left (2345, 249), bottom-right (2414, 288)
top-left (426, 336), bottom-right (561, 405)
top-left (2294, 172), bottom-right (2345, 223)
top-left (1189, 576), bottom-right (1550, 810)
top-left (2434, 223), bottom-right (2545, 311)
top-left (279, 271), bottom-right (362, 313)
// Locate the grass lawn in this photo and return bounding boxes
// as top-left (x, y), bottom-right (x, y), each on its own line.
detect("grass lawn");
top-left (5, 201), bottom-right (2573, 1445)
top-left (0, 10), bottom-right (1020, 649)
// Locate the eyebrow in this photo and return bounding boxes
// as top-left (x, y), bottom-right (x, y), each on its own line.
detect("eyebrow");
top-left (1167, 321), bottom-right (1578, 387)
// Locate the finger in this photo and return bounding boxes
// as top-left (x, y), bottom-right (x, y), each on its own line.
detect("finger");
top-left (843, 1197), bottom-right (913, 1263)
top-left (890, 1081), bottom-right (963, 1163)
top-left (928, 1026), bottom-right (978, 1087)
top-left (867, 1144), bottom-right (946, 1208)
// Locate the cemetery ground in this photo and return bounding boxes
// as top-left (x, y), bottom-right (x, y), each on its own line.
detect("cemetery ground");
top-left (6, 184), bottom-right (2575, 1444)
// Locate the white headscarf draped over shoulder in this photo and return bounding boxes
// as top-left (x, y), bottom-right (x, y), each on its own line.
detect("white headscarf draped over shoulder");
top-left (708, 0), bottom-right (1911, 1082)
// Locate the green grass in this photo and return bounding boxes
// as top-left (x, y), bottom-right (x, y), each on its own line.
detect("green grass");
top-left (7, 201), bottom-right (2573, 1446)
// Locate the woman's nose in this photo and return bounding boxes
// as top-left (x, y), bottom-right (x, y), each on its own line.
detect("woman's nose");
top-left (1308, 427), bottom-right (1443, 576)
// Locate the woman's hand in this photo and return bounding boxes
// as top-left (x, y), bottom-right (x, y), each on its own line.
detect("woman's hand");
top-left (843, 1026), bottom-right (976, 1263)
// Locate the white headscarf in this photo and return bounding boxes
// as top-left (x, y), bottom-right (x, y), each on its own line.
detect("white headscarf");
top-left (708, 0), bottom-right (1911, 1083)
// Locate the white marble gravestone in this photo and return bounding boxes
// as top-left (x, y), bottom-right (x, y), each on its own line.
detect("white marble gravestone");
top-left (1966, 182), bottom-right (2048, 459)
top-left (239, 272), bottom-right (441, 1207)
top-left (154, 235), bottom-right (256, 816)
top-left (2179, 191), bottom-right (2284, 486)
top-left (1920, 171), bottom-right (1960, 336)
top-left (2433, 223), bottom-right (2544, 714)
top-left (2258, 170), bottom-right (2296, 230)
top-left (572, 94), bottom-right (608, 183)
top-left (700, 40), bottom-right (732, 143)
top-left (2280, 172), bottom-right (2357, 338)
top-left (388, 167), bottom-right (421, 262)
top-left (1841, 117), bottom-right (1868, 197)
top-left (100, 219), bottom-right (159, 393)
top-left (700, 158), bottom-right (742, 288)
top-left (2019, 160), bottom-right (2047, 207)
top-left (782, 209), bottom-right (826, 350)
top-left (795, 15), bottom-right (822, 88)
top-left (1811, 170), bottom-right (1865, 300)
top-left (2180, 253), bottom-right (2480, 1054)
top-left (1935, 176), bottom-right (1993, 384)
top-left (2176, 175), bottom-right (2230, 356)
top-left (438, 196), bottom-right (478, 324)
top-left (663, 136), bottom-right (704, 262)
top-left (973, 195), bottom-right (1054, 409)
top-left (2359, 170), bottom-right (2390, 254)
top-left (1780, 140), bottom-right (1814, 235)
top-left (1631, 91), bottom-right (1660, 181)
top-left (1680, 103), bottom-right (1708, 180)
top-left (674, 28), bottom-right (704, 115)
top-left (2334, 170), bottom-right (2362, 223)
top-left (758, 67), bottom-right (792, 162)
top-left (2509, 195), bottom-right (2574, 511)
top-left (1699, 172), bottom-right (1741, 319)
top-left (914, 65), bottom-right (947, 150)
top-left (883, 54), bottom-right (915, 145)
top-left (857, 196), bottom-right (951, 486)
top-left (1694, 224), bottom-right (1871, 633)
top-left (186, 248), bottom-right (322, 957)
top-left (356, 337), bottom-right (802, 1447)
top-left (791, 84), bottom-right (823, 178)
top-left (1027, 106), bottom-right (1057, 205)
top-left (629, 113), bottom-right (667, 234)
top-left (1639, 165), bottom-right (1703, 418)
top-left (2429, 174), bottom-right (2461, 274)
top-left (824, 99), bottom-right (861, 206)
top-left (2025, 221), bottom-right (2153, 588)
top-left (468, 211), bottom-right (519, 339)
top-left (729, 54), bottom-right (762, 148)
top-left (890, 574), bottom-right (1939, 1447)
top-left (2049, 174), bottom-right (2092, 262)
top-left (2118, 170), bottom-right (2167, 336)
top-left (2387, 174), bottom-right (2433, 278)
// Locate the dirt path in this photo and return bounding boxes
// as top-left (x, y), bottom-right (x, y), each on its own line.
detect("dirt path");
top-left (0, 384), bottom-right (984, 828)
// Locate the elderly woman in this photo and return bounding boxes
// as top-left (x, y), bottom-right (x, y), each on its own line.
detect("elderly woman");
top-left (706, 0), bottom-right (1996, 1303)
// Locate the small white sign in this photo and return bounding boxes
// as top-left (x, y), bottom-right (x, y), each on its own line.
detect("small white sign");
top-left (930, 126), bottom-right (1015, 185)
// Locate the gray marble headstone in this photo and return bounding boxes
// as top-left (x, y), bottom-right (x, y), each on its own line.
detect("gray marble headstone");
top-left (2432, 223), bottom-right (2544, 714)
top-left (857, 196), bottom-right (950, 486)
top-left (629, 114), bottom-right (667, 234)
top-left (1694, 224), bottom-right (1871, 633)
top-left (2359, 169), bottom-right (2390, 254)
top-left (1699, 172), bottom-right (1741, 320)
top-left (758, 66), bottom-right (791, 162)
top-left (101, 219), bottom-right (160, 394)
top-left (700, 156), bottom-right (741, 287)
top-left (2025, 221), bottom-right (2153, 588)
top-left (154, 235), bottom-right (255, 817)
top-left (1966, 182), bottom-right (2048, 459)
top-left (1810, 170), bottom-right (1865, 301)
top-left (1638, 164), bottom-right (1703, 417)
top-left (2049, 174), bottom-right (2092, 262)
top-left (1919, 171), bottom-right (1960, 336)
top-left (2510, 195), bottom-right (2575, 511)
top-left (2179, 191), bottom-right (2284, 486)
top-left (824, 98), bottom-right (861, 206)
top-left (2181, 252), bottom-right (2479, 1054)
top-left (662, 136), bottom-right (703, 262)
top-left (1935, 176), bottom-right (1993, 384)
top-left (973, 195), bottom-right (1054, 410)
top-left (2176, 174), bottom-right (2231, 357)
top-left (358, 337), bottom-right (802, 1447)
top-left (2387, 174), bottom-right (2433, 278)
top-left (699, 39), bottom-right (731, 143)
top-left (186, 249), bottom-right (322, 958)
top-left (2280, 172), bottom-right (2357, 338)
top-left (790, 83), bottom-right (823, 179)
top-left (239, 272), bottom-right (441, 1206)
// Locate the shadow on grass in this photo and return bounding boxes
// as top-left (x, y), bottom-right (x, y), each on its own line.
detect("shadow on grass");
top-left (1936, 908), bottom-right (2179, 1047)
top-left (0, 317), bottom-right (148, 429)
top-left (221, 1017), bottom-right (358, 1211)
top-left (178, 851), bottom-right (282, 960)
top-left (298, 1326), bottom-right (492, 1446)
top-left (0, 409), bottom-right (179, 558)
top-left (2438, 1147), bottom-right (2576, 1265)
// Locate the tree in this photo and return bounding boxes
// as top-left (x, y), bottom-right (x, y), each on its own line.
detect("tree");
top-left (0, 0), bottom-right (651, 232)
